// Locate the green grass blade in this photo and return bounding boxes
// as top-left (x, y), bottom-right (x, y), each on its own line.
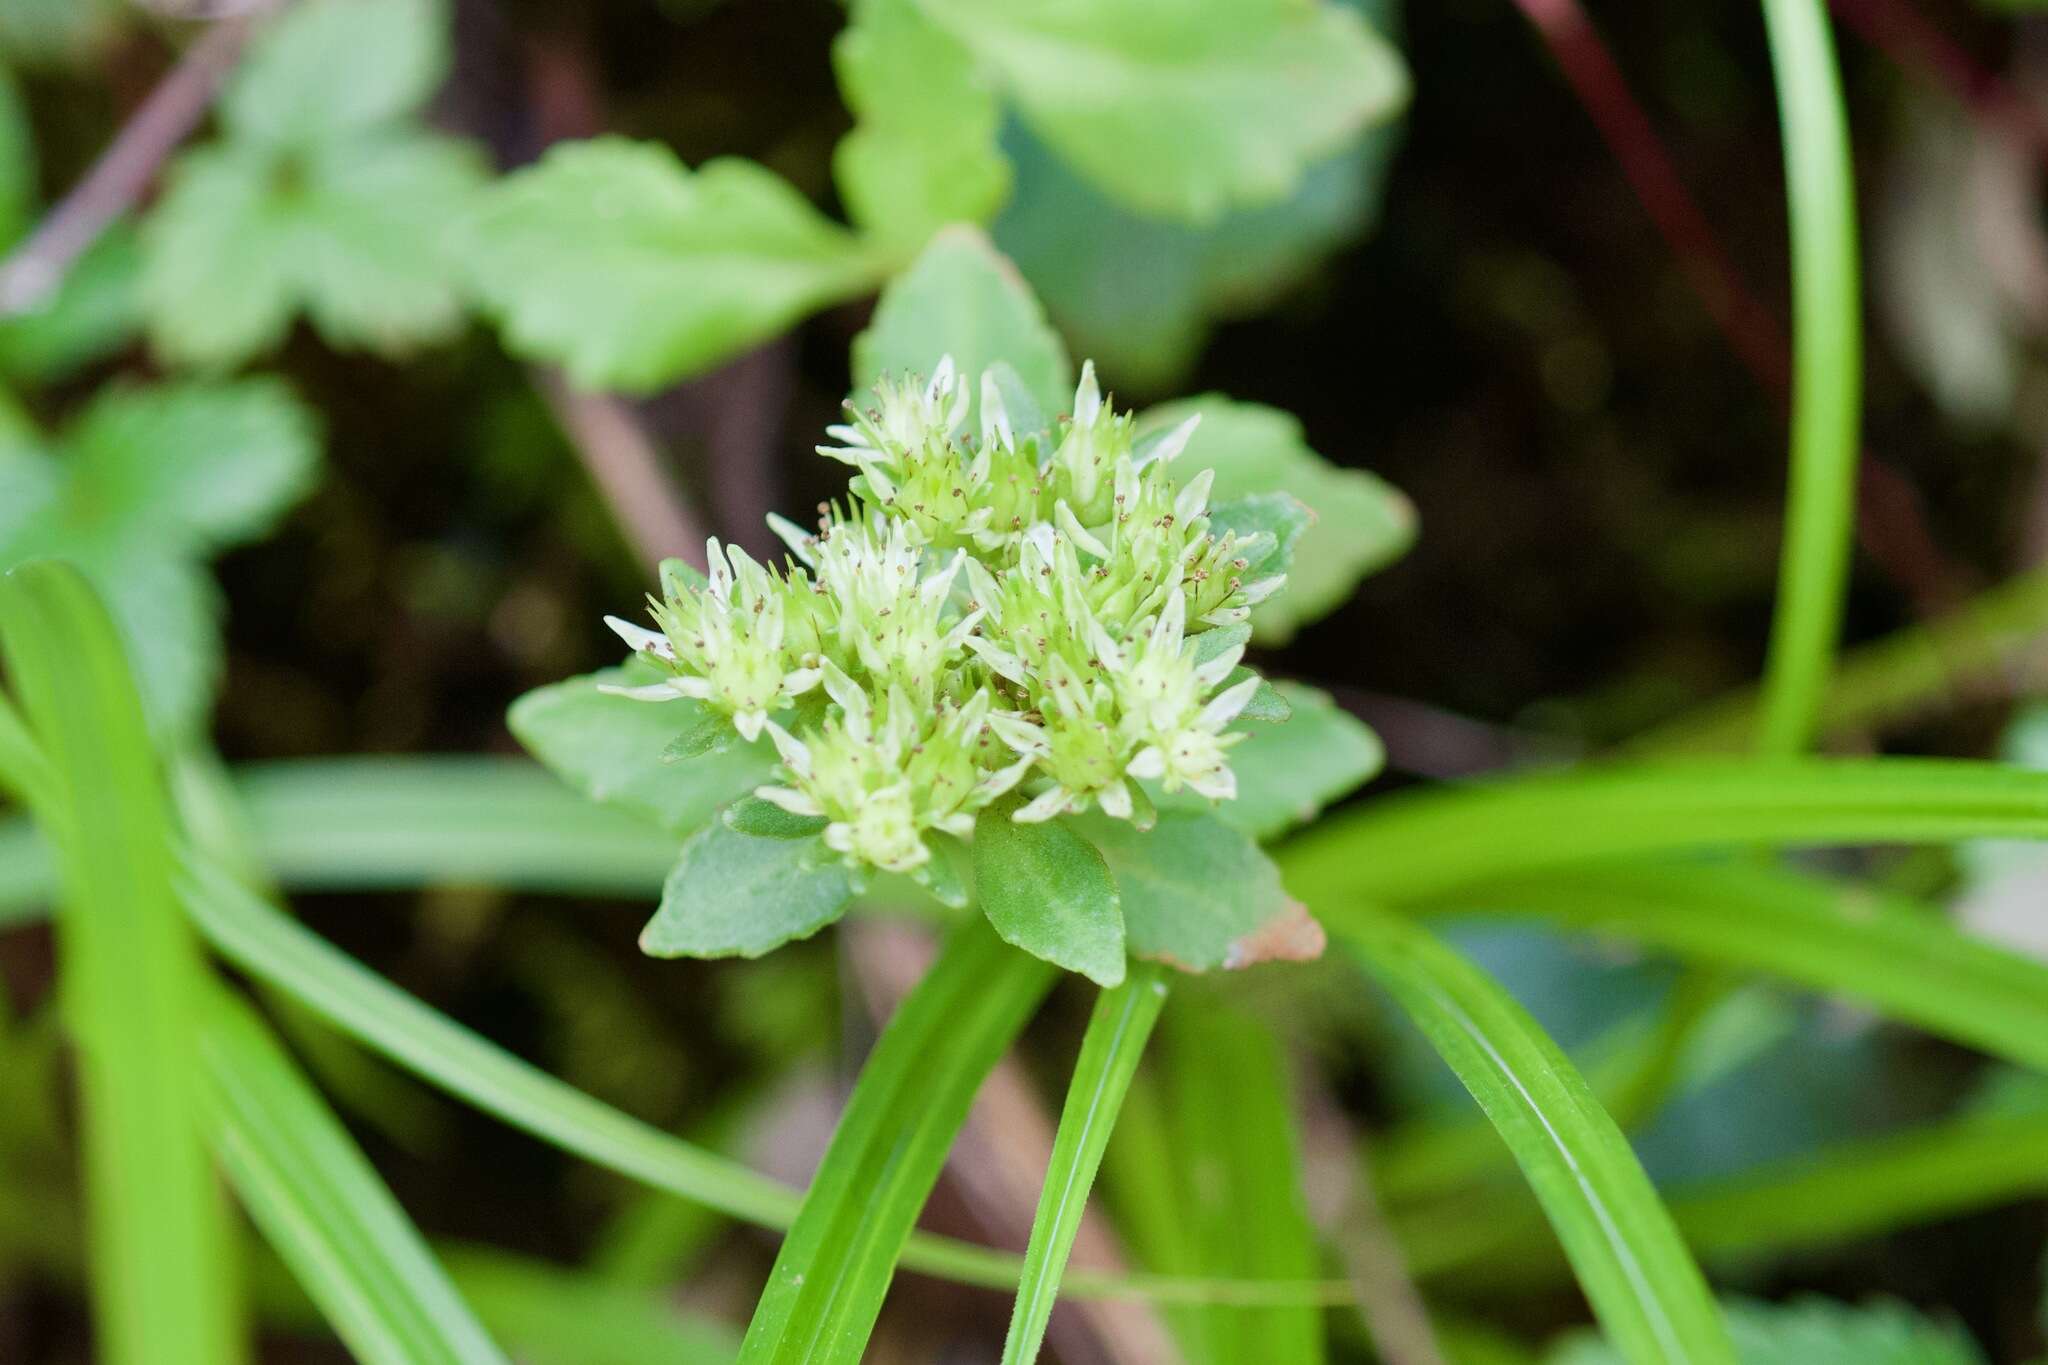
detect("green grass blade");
top-left (0, 561), bottom-right (237, 1365)
top-left (1756, 0), bottom-right (1861, 756)
top-left (1282, 757), bottom-right (2048, 908)
top-left (1000, 964), bottom-right (1169, 1365)
top-left (179, 851), bottom-right (808, 1227)
top-left (1101, 997), bottom-right (1331, 1364)
top-left (199, 989), bottom-right (509, 1365)
top-left (433, 1246), bottom-right (741, 1365)
top-left (1161, 996), bottom-right (1331, 1364)
top-left (738, 918), bottom-right (1056, 1363)
top-left (179, 858), bottom-right (1344, 1306)
top-left (1463, 861), bottom-right (2048, 1071)
top-left (236, 757), bottom-right (680, 895)
top-left (1343, 911), bottom-right (1734, 1365)
top-left (1401, 1104), bottom-right (2048, 1281)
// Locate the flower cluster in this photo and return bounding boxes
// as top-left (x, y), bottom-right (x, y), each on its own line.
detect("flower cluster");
top-left (605, 358), bottom-right (1285, 884)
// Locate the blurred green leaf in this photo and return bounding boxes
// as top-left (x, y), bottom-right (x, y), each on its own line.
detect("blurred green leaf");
top-left (1547, 1297), bottom-right (1982, 1365)
top-left (994, 110), bottom-right (1400, 390)
top-left (434, 1246), bottom-right (742, 1365)
top-left (201, 991), bottom-right (509, 1365)
top-left (143, 132), bottom-right (486, 369)
top-left (1146, 397), bottom-right (1414, 641)
top-left (737, 917), bottom-right (1055, 1363)
top-left (0, 226), bottom-right (143, 383)
top-left (1469, 861), bottom-right (2048, 1073)
top-left (508, 659), bottom-right (777, 836)
top-left (0, 562), bottom-right (238, 1365)
top-left (468, 138), bottom-right (878, 391)
top-left (1078, 809), bottom-right (1318, 972)
top-left (1345, 910), bottom-right (1735, 1365)
top-left (0, 0), bottom-right (119, 65)
top-left (0, 65), bottom-right (33, 246)
top-left (223, 0), bottom-right (450, 148)
top-left (833, 0), bottom-right (1010, 251)
top-left (642, 821), bottom-right (852, 959)
top-left (917, 0), bottom-right (1407, 223)
top-left (65, 380), bottom-right (320, 548)
top-left (974, 800), bottom-right (1126, 985)
top-left (851, 224), bottom-right (1072, 422)
top-left (1001, 964), bottom-right (1169, 1365)
top-left (0, 380), bottom-right (320, 733)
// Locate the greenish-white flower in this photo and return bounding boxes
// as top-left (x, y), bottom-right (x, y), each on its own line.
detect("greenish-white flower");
top-left (602, 357), bottom-right (1292, 876)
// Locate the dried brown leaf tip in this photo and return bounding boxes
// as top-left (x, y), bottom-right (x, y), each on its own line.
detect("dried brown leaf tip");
top-left (1224, 901), bottom-right (1326, 969)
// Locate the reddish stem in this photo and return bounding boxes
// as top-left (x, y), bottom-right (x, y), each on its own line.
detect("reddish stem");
top-left (1509, 0), bottom-right (1965, 612)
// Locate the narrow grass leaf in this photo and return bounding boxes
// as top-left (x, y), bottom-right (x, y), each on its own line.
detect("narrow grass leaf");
top-left (1756, 0), bottom-right (1862, 756)
top-left (1155, 995), bottom-right (1330, 1364)
top-left (1343, 910), bottom-right (1734, 1365)
top-left (1001, 964), bottom-right (1169, 1365)
top-left (1460, 861), bottom-right (2048, 1072)
top-left (1400, 1105), bottom-right (2048, 1283)
top-left (174, 856), bottom-right (1348, 1305)
top-left (200, 990), bottom-right (508, 1365)
top-left (1283, 757), bottom-right (2048, 910)
top-left (738, 918), bottom-right (1056, 1363)
top-left (0, 561), bottom-right (237, 1365)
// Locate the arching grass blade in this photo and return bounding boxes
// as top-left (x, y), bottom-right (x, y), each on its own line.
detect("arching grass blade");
top-left (200, 989), bottom-right (509, 1365)
top-left (1343, 910), bottom-right (1734, 1365)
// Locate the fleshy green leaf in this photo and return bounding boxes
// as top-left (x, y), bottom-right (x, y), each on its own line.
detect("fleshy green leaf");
top-left (1196, 681), bottom-right (1382, 840)
top-left (833, 0), bottom-right (1009, 251)
top-left (974, 802), bottom-right (1126, 986)
top-left (1077, 810), bottom-right (1322, 972)
top-left (507, 660), bottom-right (777, 836)
top-left (1001, 964), bottom-right (1168, 1365)
top-left (1344, 910), bottom-right (1736, 1365)
top-left (851, 224), bottom-right (1072, 424)
top-left (1147, 397), bottom-right (1415, 641)
top-left (641, 822), bottom-right (852, 959)
top-left (1547, 1297), bottom-right (1982, 1365)
top-left (0, 562), bottom-right (237, 1365)
top-left (724, 795), bottom-right (829, 839)
top-left (737, 917), bottom-right (1056, 1363)
top-left (468, 138), bottom-right (879, 391)
top-left (1207, 491), bottom-right (1311, 581)
top-left (1231, 672), bottom-right (1293, 723)
top-left (201, 991), bottom-right (510, 1365)
top-left (917, 0), bottom-right (1408, 223)
top-left (223, 0), bottom-right (451, 146)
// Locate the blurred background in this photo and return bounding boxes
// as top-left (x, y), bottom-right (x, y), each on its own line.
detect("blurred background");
top-left (8, 0), bottom-right (2048, 1359)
